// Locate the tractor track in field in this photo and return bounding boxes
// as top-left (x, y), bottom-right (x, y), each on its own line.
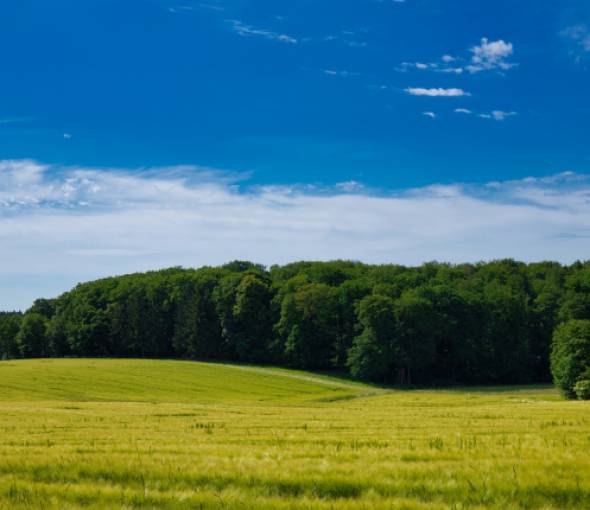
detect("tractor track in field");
top-left (219, 363), bottom-right (389, 398)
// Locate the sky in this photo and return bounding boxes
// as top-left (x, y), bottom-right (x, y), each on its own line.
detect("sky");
top-left (1, 0), bottom-right (590, 309)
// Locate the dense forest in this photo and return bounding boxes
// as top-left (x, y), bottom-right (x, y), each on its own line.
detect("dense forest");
top-left (2, 260), bottom-right (590, 397)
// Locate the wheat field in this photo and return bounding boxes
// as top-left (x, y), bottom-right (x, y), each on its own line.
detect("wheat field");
top-left (0, 359), bottom-right (588, 509)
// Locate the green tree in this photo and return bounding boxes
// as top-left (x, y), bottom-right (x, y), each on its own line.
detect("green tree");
top-left (0, 313), bottom-right (22, 359)
top-left (347, 295), bottom-right (395, 381)
top-left (232, 274), bottom-right (274, 361)
top-left (16, 313), bottom-right (49, 358)
top-left (279, 283), bottom-right (337, 369)
top-left (393, 291), bottom-right (437, 384)
top-left (28, 298), bottom-right (56, 319)
top-left (482, 282), bottom-right (531, 383)
top-left (550, 319), bottom-right (590, 398)
top-left (173, 273), bottom-right (223, 359)
top-left (334, 279), bottom-right (372, 368)
top-left (527, 263), bottom-right (563, 373)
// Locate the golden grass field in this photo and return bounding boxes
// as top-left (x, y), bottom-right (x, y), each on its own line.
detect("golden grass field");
top-left (0, 358), bottom-right (589, 509)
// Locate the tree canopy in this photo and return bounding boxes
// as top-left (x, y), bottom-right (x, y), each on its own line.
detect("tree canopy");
top-left (1, 259), bottom-right (589, 394)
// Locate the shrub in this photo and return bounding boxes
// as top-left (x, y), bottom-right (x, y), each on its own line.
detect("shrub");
top-left (550, 320), bottom-right (590, 399)
top-left (574, 380), bottom-right (590, 400)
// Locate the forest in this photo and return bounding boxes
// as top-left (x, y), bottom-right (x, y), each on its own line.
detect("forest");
top-left (1, 259), bottom-right (590, 397)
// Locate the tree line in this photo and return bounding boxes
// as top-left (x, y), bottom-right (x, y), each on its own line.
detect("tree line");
top-left (1, 259), bottom-right (589, 397)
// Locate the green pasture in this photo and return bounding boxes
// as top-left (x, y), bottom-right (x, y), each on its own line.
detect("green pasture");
top-left (0, 359), bottom-right (588, 509)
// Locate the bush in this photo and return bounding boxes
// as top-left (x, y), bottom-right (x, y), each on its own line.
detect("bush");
top-left (574, 380), bottom-right (590, 400)
top-left (550, 320), bottom-right (590, 399)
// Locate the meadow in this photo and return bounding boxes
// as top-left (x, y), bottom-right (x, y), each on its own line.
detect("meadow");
top-left (0, 359), bottom-right (589, 509)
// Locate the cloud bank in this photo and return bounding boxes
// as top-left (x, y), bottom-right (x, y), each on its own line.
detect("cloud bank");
top-left (1, 160), bottom-right (590, 309)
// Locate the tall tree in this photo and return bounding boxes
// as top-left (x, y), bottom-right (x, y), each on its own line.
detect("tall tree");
top-left (279, 283), bottom-right (337, 369)
top-left (347, 294), bottom-right (396, 381)
top-left (16, 313), bottom-right (49, 358)
top-left (173, 273), bottom-right (223, 359)
top-left (232, 274), bottom-right (274, 361)
top-left (0, 313), bottom-right (22, 359)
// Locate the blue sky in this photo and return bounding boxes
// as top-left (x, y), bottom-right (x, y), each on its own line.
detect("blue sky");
top-left (1, 0), bottom-right (590, 308)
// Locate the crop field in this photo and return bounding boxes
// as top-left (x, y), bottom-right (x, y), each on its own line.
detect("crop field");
top-left (0, 359), bottom-right (589, 509)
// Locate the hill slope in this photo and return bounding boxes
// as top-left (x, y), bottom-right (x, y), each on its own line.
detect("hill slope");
top-left (0, 358), bottom-right (373, 403)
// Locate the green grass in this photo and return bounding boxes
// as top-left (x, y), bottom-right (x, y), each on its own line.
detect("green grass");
top-left (0, 359), bottom-right (588, 509)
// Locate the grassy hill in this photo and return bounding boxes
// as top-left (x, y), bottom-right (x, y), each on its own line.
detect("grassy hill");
top-left (0, 358), bottom-right (371, 403)
top-left (0, 359), bottom-right (588, 509)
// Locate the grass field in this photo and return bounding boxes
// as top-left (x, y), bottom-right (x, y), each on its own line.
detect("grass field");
top-left (0, 359), bottom-right (589, 509)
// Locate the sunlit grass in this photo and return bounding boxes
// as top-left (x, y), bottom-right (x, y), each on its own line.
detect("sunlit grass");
top-left (0, 359), bottom-right (588, 509)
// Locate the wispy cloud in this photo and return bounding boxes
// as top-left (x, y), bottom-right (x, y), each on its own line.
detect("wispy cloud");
top-left (168, 5), bottom-right (194, 13)
top-left (422, 111), bottom-right (436, 119)
top-left (454, 108), bottom-right (516, 121)
top-left (227, 20), bottom-right (297, 44)
top-left (405, 87), bottom-right (470, 97)
top-left (399, 62), bottom-right (435, 71)
top-left (2, 159), bottom-right (590, 309)
top-left (398, 38), bottom-right (516, 75)
top-left (324, 69), bottom-right (358, 77)
top-left (167, 2), bottom-right (224, 13)
top-left (319, 30), bottom-right (368, 48)
top-left (335, 180), bottom-right (364, 192)
top-left (561, 24), bottom-right (590, 60)
top-left (399, 60), bottom-right (464, 74)
top-left (197, 2), bottom-right (225, 12)
top-left (479, 110), bottom-right (517, 121)
top-left (0, 117), bottom-right (35, 126)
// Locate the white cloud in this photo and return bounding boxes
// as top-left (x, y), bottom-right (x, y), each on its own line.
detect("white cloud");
top-left (2, 160), bottom-right (590, 310)
top-left (454, 108), bottom-right (472, 114)
top-left (63, 133), bottom-right (72, 139)
top-left (319, 31), bottom-right (367, 48)
top-left (398, 59), bottom-right (461, 74)
top-left (479, 110), bottom-right (517, 121)
top-left (399, 38), bottom-right (515, 75)
top-left (227, 20), bottom-right (297, 44)
top-left (405, 87), bottom-right (470, 97)
top-left (422, 111), bottom-right (436, 119)
top-left (561, 25), bottom-right (590, 55)
top-left (197, 3), bottom-right (225, 12)
top-left (466, 37), bottom-right (515, 73)
top-left (324, 69), bottom-right (357, 77)
top-left (437, 67), bottom-right (463, 74)
top-left (399, 62), bottom-right (437, 72)
top-left (335, 180), bottom-right (364, 192)
top-left (168, 6), bottom-right (194, 13)
top-left (0, 117), bottom-right (34, 125)
top-left (491, 110), bottom-right (517, 121)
